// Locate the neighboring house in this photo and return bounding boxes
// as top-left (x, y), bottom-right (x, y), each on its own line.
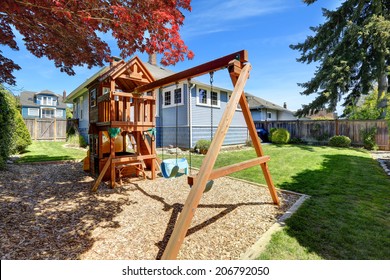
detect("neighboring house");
top-left (20, 90), bottom-right (67, 119)
top-left (247, 95), bottom-right (296, 121)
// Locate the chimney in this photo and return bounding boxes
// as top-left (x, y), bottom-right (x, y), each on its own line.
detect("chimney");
top-left (283, 102), bottom-right (287, 109)
top-left (63, 90), bottom-right (67, 101)
top-left (148, 53), bottom-right (157, 66)
top-left (110, 56), bottom-right (121, 67)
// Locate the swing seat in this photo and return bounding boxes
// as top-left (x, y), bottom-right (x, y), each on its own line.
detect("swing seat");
top-left (160, 158), bottom-right (189, 178)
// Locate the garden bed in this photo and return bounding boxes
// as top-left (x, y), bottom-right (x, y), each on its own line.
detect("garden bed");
top-left (0, 162), bottom-right (301, 260)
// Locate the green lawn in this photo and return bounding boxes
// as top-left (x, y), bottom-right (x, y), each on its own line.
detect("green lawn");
top-left (16, 141), bottom-right (87, 163)
top-left (186, 145), bottom-right (390, 260)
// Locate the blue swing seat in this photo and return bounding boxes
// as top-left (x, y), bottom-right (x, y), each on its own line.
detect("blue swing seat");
top-left (160, 158), bottom-right (189, 178)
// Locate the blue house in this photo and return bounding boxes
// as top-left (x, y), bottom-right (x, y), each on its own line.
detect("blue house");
top-left (20, 90), bottom-right (67, 119)
top-left (65, 55), bottom-right (249, 148)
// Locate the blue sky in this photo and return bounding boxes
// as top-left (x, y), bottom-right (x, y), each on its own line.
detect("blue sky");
top-left (3, 0), bottom-right (340, 112)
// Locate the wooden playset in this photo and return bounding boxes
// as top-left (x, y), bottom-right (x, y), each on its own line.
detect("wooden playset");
top-left (88, 50), bottom-right (280, 259)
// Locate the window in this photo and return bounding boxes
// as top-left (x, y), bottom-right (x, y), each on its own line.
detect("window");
top-left (197, 87), bottom-right (220, 107)
top-left (162, 85), bottom-right (183, 108)
top-left (164, 91), bottom-right (171, 106)
top-left (56, 110), bottom-right (63, 118)
top-left (267, 112), bottom-right (272, 119)
top-left (211, 91), bottom-right (218, 106)
top-left (42, 108), bottom-right (54, 118)
top-left (174, 88), bottom-right (182, 104)
top-left (90, 88), bottom-right (97, 107)
top-left (28, 108), bottom-right (39, 116)
top-left (39, 96), bottom-right (56, 106)
top-left (102, 87), bottom-right (110, 95)
top-left (198, 89), bottom-right (207, 105)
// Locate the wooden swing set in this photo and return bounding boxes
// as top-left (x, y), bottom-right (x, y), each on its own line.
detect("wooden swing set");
top-left (89, 50), bottom-right (280, 260)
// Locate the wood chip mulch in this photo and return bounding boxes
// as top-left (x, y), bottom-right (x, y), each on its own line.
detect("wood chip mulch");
top-left (0, 162), bottom-right (301, 260)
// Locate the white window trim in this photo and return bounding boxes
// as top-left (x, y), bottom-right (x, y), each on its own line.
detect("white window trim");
top-left (41, 107), bottom-right (56, 118)
top-left (28, 108), bottom-right (40, 116)
top-left (162, 85), bottom-right (184, 108)
top-left (196, 87), bottom-right (220, 108)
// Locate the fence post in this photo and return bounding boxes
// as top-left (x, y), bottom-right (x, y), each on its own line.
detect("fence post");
top-left (335, 118), bottom-right (339, 135)
top-left (54, 118), bottom-right (57, 141)
top-left (34, 118), bottom-right (38, 140)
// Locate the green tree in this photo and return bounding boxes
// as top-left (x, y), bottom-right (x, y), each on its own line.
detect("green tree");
top-left (0, 85), bottom-right (15, 168)
top-left (291, 0), bottom-right (390, 118)
top-left (0, 85), bottom-right (32, 169)
top-left (66, 107), bottom-right (73, 119)
top-left (347, 88), bottom-right (383, 119)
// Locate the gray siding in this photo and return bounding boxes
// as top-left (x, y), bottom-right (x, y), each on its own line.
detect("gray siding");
top-left (155, 82), bottom-right (249, 148)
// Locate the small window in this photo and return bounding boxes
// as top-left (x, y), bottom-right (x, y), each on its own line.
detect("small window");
top-left (162, 85), bottom-right (184, 108)
top-left (198, 89), bottom-right (208, 105)
top-left (164, 91), bottom-right (171, 106)
top-left (28, 108), bottom-right (39, 116)
top-left (90, 88), bottom-right (97, 107)
top-left (55, 110), bottom-right (63, 118)
top-left (211, 91), bottom-right (218, 106)
top-left (174, 88), bottom-right (182, 104)
top-left (267, 112), bottom-right (272, 119)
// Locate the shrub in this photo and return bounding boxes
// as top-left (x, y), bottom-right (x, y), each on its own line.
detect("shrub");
top-left (195, 139), bottom-right (211, 154)
top-left (66, 127), bottom-right (87, 148)
top-left (289, 137), bottom-right (306, 145)
top-left (0, 86), bottom-right (31, 168)
top-left (269, 128), bottom-right (277, 142)
top-left (12, 108), bottom-right (32, 153)
top-left (328, 135), bottom-right (351, 148)
top-left (271, 128), bottom-right (290, 144)
top-left (361, 127), bottom-right (378, 150)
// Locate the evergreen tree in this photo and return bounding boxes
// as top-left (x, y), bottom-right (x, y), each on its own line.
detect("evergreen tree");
top-left (291, 0), bottom-right (390, 118)
top-left (0, 85), bottom-right (32, 169)
top-left (0, 85), bottom-right (16, 168)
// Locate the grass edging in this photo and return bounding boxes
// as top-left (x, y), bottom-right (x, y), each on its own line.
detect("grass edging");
top-left (240, 194), bottom-right (310, 260)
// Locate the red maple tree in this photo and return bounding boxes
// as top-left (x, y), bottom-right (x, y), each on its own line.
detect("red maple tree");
top-left (0, 0), bottom-right (194, 85)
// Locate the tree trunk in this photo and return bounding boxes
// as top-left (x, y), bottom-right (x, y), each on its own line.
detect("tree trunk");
top-left (377, 71), bottom-right (388, 119)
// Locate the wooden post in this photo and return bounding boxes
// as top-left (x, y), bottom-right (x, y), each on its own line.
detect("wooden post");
top-left (34, 118), bottom-right (38, 140)
top-left (161, 63), bottom-right (252, 260)
top-left (110, 79), bottom-right (116, 188)
top-left (91, 154), bottom-right (112, 192)
top-left (233, 78), bottom-right (280, 205)
top-left (53, 118), bottom-right (57, 141)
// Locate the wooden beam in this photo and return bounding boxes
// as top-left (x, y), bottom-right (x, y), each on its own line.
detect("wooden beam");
top-left (233, 79), bottom-right (280, 205)
top-left (187, 156), bottom-right (270, 186)
top-left (134, 50), bottom-right (248, 93)
top-left (161, 63), bottom-right (251, 260)
top-left (91, 154), bottom-right (112, 192)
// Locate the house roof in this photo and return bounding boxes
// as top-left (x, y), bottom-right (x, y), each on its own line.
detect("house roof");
top-left (246, 94), bottom-right (292, 112)
top-left (65, 66), bottom-right (109, 103)
top-left (20, 90), bottom-right (67, 109)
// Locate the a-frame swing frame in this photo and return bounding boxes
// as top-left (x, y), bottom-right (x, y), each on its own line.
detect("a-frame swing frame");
top-left (134, 50), bottom-right (280, 260)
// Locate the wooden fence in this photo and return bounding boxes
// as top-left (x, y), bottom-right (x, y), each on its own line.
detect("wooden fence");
top-left (24, 118), bottom-right (67, 141)
top-left (254, 119), bottom-right (390, 150)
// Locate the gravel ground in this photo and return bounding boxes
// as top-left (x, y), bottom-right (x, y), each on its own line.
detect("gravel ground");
top-left (370, 151), bottom-right (390, 176)
top-left (0, 162), bottom-right (301, 260)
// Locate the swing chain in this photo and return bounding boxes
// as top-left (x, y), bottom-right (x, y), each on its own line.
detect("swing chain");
top-left (210, 71), bottom-right (214, 141)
